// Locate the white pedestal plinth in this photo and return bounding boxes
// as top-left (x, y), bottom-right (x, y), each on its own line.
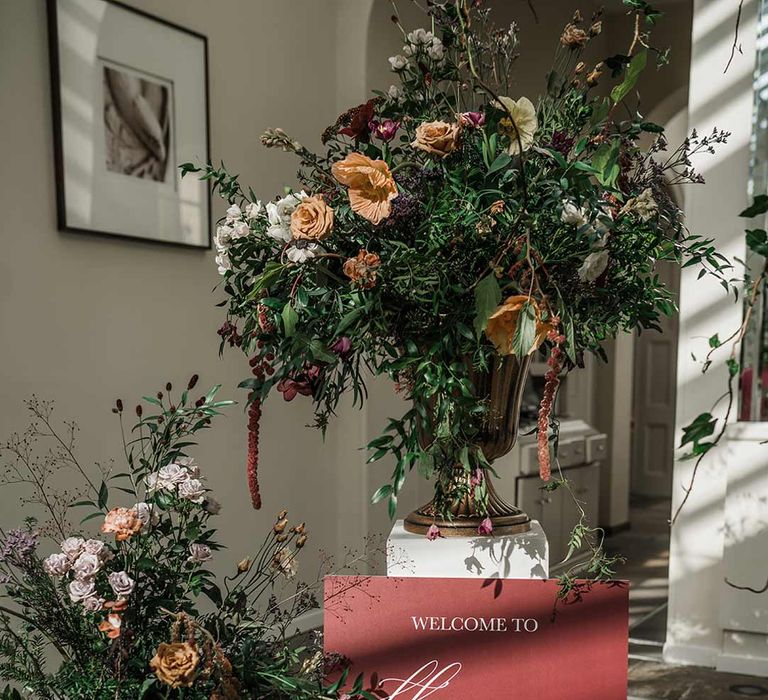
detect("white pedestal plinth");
top-left (387, 519), bottom-right (549, 579)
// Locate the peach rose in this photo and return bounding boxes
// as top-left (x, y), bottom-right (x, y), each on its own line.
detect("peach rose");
top-left (332, 153), bottom-right (398, 225)
top-left (485, 295), bottom-right (553, 356)
top-left (290, 195), bottom-right (334, 241)
top-left (150, 642), bottom-right (200, 689)
top-left (411, 120), bottom-right (461, 158)
top-left (343, 250), bottom-right (381, 289)
top-left (100, 507), bottom-right (143, 542)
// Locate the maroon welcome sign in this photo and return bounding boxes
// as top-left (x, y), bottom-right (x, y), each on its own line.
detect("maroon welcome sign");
top-left (324, 576), bottom-right (628, 699)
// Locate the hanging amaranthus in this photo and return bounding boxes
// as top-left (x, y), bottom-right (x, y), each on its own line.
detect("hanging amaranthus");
top-left (537, 329), bottom-right (566, 481)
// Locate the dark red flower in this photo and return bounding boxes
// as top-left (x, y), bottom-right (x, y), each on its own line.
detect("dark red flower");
top-left (338, 100), bottom-right (376, 141)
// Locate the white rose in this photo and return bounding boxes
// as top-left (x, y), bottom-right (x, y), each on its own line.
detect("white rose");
top-left (72, 553), bottom-right (101, 581)
top-left (108, 571), bottom-right (135, 599)
top-left (83, 539), bottom-right (111, 560)
top-left (43, 552), bottom-right (70, 576)
top-left (60, 537), bottom-right (85, 560)
top-left (407, 28), bottom-right (432, 46)
top-left (178, 478), bottom-right (206, 504)
top-left (402, 43), bottom-right (415, 58)
top-left (157, 464), bottom-right (189, 489)
top-left (578, 250), bottom-right (610, 283)
top-left (69, 579), bottom-right (96, 603)
top-left (387, 85), bottom-right (402, 102)
top-left (133, 502), bottom-right (159, 527)
top-left (427, 38), bottom-right (444, 62)
top-left (388, 54), bottom-right (408, 71)
top-left (175, 456), bottom-right (200, 478)
top-left (225, 204), bottom-right (242, 222)
top-left (187, 543), bottom-right (212, 564)
top-left (81, 595), bottom-right (106, 613)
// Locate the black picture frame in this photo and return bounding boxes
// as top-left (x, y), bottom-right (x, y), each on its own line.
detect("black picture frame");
top-left (46, 0), bottom-right (212, 249)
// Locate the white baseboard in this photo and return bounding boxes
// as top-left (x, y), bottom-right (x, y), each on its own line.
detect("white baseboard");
top-left (662, 641), bottom-right (718, 668)
top-left (717, 652), bottom-right (768, 678)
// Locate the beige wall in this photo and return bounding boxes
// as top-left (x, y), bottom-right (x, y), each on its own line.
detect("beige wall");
top-left (0, 0), bottom-right (694, 585)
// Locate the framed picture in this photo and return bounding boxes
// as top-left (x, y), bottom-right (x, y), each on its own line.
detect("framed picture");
top-left (47, 0), bottom-right (211, 248)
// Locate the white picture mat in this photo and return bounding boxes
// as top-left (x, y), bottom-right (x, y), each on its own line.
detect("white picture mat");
top-left (55, 0), bottom-right (209, 246)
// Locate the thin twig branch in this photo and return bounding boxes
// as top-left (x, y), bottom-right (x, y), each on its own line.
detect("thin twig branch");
top-left (724, 0), bottom-right (745, 74)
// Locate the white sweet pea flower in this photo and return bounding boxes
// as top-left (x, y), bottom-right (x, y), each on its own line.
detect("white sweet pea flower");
top-left (215, 252), bottom-right (231, 276)
top-left (388, 55), bottom-right (408, 71)
top-left (578, 250), bottom-right (610, 283)
top-left (187, 543), bottom-right (212, 564)
top-left (494, 96), bottom-right (538, 155)
top-left (287, 242), bottom-right (320, 264)
top-left (68, 579), bottom-right (96, 603)
top-left (108, 571), bottom-right (135, 599)
top-left (245, 201), bottom-right (263, 220)
top-left (225, 204), bottom-right (242, 222)
top-left (214, 225), bottom-right (233, 250)
top-left (266, 191), bottom-right (308, 243)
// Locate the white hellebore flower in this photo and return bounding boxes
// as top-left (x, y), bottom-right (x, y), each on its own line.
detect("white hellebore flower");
top-left (287, 242), bottom-right (320, 264)
top-left (69, 579), bottom-right (96, 603)
top-left (108, 571), bottom-right (135, 599)
top-left (225, 204), bottom-right (242, 222)
top-left (43, 552), bottom-right (71, 576)
top-left (60, 537), bottom-right (85, 560)
top-left (494, 96), bottom-right (538, 155)
top-left (578, 250), bottom-right (610, 283)
top-left (72, 553), bottom-right (101, 581)
top-left (245, 201), bottom-right (263, 220)
top-left (133, 502), bottom-right (160, 528)
top-left (561, 200), bottom-right (589, 228)
top-left (187, 543), bottom-right (212, 564)
top-left (178, 478), bottom-right (206, 504)
top-left (388, 54), bottom-right (408, 71)
top-left (266, 191), bottom-right (308, 243)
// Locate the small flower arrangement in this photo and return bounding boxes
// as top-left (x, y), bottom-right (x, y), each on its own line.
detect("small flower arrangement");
top-left (185, 2), bottom-right (731, 548)
top-left (0, 380), bottom-right (360, 699)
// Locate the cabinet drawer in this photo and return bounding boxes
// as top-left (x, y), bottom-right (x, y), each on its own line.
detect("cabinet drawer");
top-left (558, 438), bottom-right (586, 467)
top-left (585, 434), bottom-right (608, 463)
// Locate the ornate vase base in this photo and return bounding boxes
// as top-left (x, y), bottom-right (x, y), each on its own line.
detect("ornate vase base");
top-left (403, 508), bottom-right (532, 537)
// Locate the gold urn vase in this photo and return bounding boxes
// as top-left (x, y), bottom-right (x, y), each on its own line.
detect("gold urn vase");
top-left (403, 354), bottom-right (533, 537)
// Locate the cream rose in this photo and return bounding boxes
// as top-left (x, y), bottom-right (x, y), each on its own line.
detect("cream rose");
top-left (411, 120), bottom-right (461, 158)
top-left (290, 195), bottom-right (334, 241)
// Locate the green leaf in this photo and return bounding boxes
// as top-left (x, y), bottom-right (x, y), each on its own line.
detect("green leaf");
top-left (708, 333), bottom-right (721, 349)
top-left (282, 302), bottom-right (298, 337)
top-left (611, 50), bottom-right (647, 103)
top-left (487, 153), bottom-right (512, 175)
top-left (309, 339), bottom-right (335, 363)
top-left (591, 139), bottom-right (621, 188)
top-left (371, 484), bottom-right (392, 504)
top-left (740, 196), bottom-right (768, 218)
top-left (473, 275), bottom-right (502, 336)
top-left (590, 97), bottom-right (611, 126)
top-left (98, 481), bottom-right (109, 510)
top-left (746, 228), bottom-right (768, 257)
top-left (511, 301), bottom-right (537, 357)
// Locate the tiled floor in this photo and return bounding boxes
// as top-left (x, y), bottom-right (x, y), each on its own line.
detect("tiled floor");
top-left (606, 497), bottom-right (768, 699)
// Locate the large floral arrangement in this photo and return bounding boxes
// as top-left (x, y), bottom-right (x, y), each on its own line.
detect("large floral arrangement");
top-left (185, 1), bottom-right (729, 547)
top-left (0, 380), bottom-right (368, 700)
